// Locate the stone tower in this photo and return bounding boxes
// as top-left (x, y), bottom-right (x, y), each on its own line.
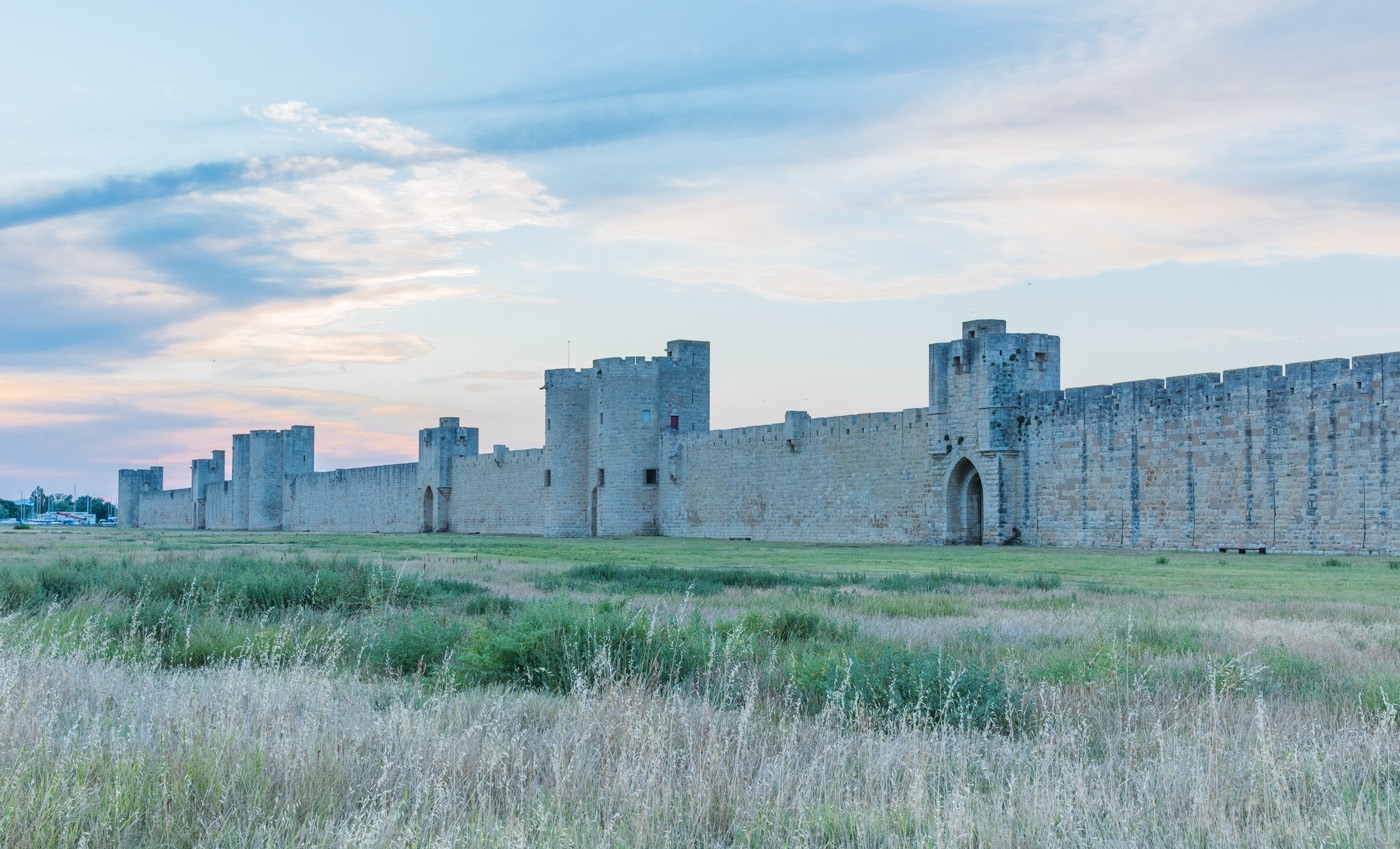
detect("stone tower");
top-left (418, 417), bottom-right (480, 532)
top-left (237, 426), bottom-right (314, 531)
top-left (543, 340), bottom-right (710, 537)
top-left (191, 450), bottom-right (225, 529)
top-left (116, 466), bottom-right (164, 527)
top-left (929, 320), bottom-right (1060, 544)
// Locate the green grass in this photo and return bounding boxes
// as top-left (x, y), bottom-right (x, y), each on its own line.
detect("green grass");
top-left (0, 551), bottom-right (494, 614)
top-left (0, 544), bottom-right (1019, 730)
top-left (32, 528), bottom-right (1398, 604)
top-left (532, 562), bottom-right (860, 596)
top-left (448, 599), bottom-right (1014, 728)
top-left (0, 552), bottom-right (512, 673)
top-left (853, 594), bottom-right (974, 618)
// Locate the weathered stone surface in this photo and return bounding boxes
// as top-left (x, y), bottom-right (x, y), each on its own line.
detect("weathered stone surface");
top-left (117, 323), bottom-right (1400, 554)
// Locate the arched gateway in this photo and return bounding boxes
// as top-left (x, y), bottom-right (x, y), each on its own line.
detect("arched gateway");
top-left (421, 487), bottom-right (434, 533)
top-left (946, 458), bottom-right (984, 545)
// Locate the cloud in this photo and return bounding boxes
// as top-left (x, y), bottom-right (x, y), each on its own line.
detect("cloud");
top-left (256, 101), bottom-right (458, 160)
top-left (163, 279), bottom-right (544, 367)
top-left (0, 160), bottom-right (247, 230)
top-left (0, 369), bottom-right (455, 496)
top-left (1, 103), bottom-right (561, 367)
top-left (593, 0), bottom-right (1400, 301)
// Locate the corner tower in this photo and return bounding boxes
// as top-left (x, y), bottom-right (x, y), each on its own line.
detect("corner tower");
top-left (929, 320), bottom-right (1060, 544)
top-left (116, 466), bottom-right (163, 527)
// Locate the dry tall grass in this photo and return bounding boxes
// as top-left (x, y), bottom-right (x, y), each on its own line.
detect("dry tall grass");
top-left (1, 635), bottom-right (1395, 847)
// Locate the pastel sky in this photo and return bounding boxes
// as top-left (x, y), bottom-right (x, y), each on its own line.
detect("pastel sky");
top-left (3, 0), bottom-right (1399, 501)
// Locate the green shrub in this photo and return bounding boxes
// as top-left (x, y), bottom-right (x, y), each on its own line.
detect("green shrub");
top-left (0, 553), bottom-right (494, 615)
top-left (787, 643), bottom-right (1014, 728)
top-left (871, 570), bottom-right (1004, 592)
top-left (1015, 573), bottom-right (1061, 591)
top-left (450, 599), bottom-right (720, 692)
top-left (449, 599), bottom-right (1015, 730)
top-left (1256, 646), bottom-right (1328, 698)
top-left (855, 595), bottom-right (973, 618)
top-left (367, 612), bottom-right (467, 676)
top-left (737, 609), bottom-right (855, 643)
top-left (534, 563), bottom-right (856, 596)
top-left (0, 552), bottom-right (507, 676)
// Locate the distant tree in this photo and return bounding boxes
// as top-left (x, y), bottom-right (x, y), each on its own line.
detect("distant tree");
top-left (53, 493), bottom-right (75, 513)
top-left (89, 497), bottom-right (115, 521)
top-left (0, 499), bottom-right (14, 520)
top-left (30, 487), bottom-right (47, 515)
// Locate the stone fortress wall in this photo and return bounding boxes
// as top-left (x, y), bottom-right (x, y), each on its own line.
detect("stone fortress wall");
top-left (119, 322), bottom-right (1400, 554)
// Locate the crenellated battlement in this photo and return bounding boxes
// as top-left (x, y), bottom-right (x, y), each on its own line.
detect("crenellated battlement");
top-left (1027, 351), bottom-right (1400, 421)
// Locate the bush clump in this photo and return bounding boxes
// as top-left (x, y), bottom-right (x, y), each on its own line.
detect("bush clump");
top-left (533, 563), bottom-right (857, 596)
top-left (449, 599), bottom-right (1016, 730)
top-left (871, 570), bottom-right (1005, 592)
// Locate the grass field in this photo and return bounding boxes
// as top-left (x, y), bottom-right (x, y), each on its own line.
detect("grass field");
top-left (1, 527), bottom-right (1397, 846)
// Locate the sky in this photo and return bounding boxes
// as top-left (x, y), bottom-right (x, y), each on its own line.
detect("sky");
top-left (2, 0), bottom-right (1399, 502)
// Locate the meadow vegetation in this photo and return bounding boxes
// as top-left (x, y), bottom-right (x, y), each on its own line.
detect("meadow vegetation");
top-left (0, 528), bottom-right (1397, 846)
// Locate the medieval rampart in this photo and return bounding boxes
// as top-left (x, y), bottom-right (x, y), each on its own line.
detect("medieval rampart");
top-left (117, 324), bottom-right (1400, 554)
top-left (1021, 354), bottom-right (1399, 553)
top-left (284, 463), bottom-right (421, 533)
top-left (659, 410), bottom-right (935, 543)
top-left (447, 448), bottom-right (548, 534)
top-left (139, 487), bottom-right (193, 528)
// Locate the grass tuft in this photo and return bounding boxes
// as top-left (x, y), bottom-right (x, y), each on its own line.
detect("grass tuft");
top-left (1015, 573), bottom-right (1062, 591)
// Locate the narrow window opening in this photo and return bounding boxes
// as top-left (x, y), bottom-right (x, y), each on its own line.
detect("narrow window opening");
top-left (953, 356), bottom-right (964, 375)
top-left (670, 415), bottom-right (679, 431)
top-left (642, 409), bottom-right (651, 423)
top-left (546, 418), bottom-right (551, 431)
top-left (544, 469), bottom-right (552, 487)
top-left (599, 412), bottom-right (604, 425)
top-left (1034, 351), bottom-right (1047, 365)
top-left (644, 468), bottom-right (658, 485)
top-left (968, 330), bottom-right (976, 339)
top-left (597, 468), bottom-right (605, 487)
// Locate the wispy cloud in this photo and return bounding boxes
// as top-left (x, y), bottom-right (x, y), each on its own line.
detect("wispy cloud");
top-left (0, 161), bottom-right (247, 230)
top-left (594, 0), bottom-right (1400, 301)
top-left (1, 103), bottom-right (561, 367)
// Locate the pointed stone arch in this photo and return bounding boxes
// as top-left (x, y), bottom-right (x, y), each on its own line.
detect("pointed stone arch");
top-left (946, 457), bottom-right (984, 545)
top-left (421, 487), bottom-right (435, 533)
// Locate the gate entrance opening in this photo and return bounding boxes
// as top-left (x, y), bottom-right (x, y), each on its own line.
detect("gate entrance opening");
top-left (947, 458), bottom-right (984, 545)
